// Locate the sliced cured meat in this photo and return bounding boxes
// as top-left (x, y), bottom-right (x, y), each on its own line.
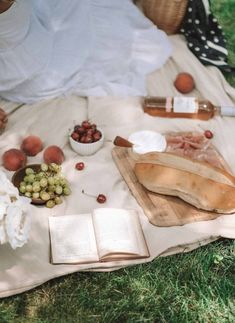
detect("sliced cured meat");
top-left (165, 131), bottom-right (224, 169)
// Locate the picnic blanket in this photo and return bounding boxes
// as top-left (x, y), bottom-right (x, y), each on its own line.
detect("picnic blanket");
top-left (0, 35), bottom-right (235, 298)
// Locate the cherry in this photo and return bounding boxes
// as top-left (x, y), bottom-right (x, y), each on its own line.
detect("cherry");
top-left (82, 190), bottom-right (107, 203)
top-left (96, 194), bottom-right (106, 204)
top-left (71, 132), bottom-right (79, 141)
top-left (82, 120), bottom-right (91, 129)
top-left (86, 129), bottom-right (94, 136)
top-left (75, 162), bottom-right (85, 170)
top-left (93, 131), bottom-right (101, 142)
top-left (80, 135), bottom-right (87, 143)
top-left (84, 135), bottom-right (93, 143)
top-left (74, 125), bottom-right (81, 133)
top-left (77, 127), bottom-right (86, 135)
top-left (204, 130), bottom-right (213, 139)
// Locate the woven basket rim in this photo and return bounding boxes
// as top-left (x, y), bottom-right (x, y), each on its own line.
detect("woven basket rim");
top-left (139, 0), bottom-right (188, 34)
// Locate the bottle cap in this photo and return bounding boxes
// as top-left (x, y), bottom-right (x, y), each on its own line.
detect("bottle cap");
top-left (221, 106), bottom-right (235, 117)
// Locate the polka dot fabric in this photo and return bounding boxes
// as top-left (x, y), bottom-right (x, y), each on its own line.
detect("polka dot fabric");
top-left (180, 0), bottom-right (235, 74)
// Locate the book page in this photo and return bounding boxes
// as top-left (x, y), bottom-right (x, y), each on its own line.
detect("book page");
top-left (49, 214), bottom-right (99, 264)
top-left (92, 208), bottom-right (149, 260)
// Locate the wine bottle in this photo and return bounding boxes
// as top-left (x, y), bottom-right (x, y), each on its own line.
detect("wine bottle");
top-left (143, 96), bottom-right (235, 120)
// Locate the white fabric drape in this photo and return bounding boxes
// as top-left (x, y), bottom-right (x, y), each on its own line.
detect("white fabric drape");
top-left (0, 0), bottom-right (172, 103)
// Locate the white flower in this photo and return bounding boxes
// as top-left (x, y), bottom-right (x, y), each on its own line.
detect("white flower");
top-left (0, 198), bottom-right (8, 221)
top-left (5, 198), bottom-right (31, 249)
top-left (0, 221), bottom-right (7, 245)
top-left (0, 170), bottom-right (31, 249)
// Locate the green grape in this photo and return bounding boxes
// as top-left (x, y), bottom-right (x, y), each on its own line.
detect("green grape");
top-left (40, 178), bottom-right (48, 188)
top-left (54, 196), bottom-right (63, 205)
top-left (24, 175), bottom-right (29, 183)
top-left (49, 192), bottom-right (56, 199)
top-left (63, 187), bottom-right (71, 196)
top-left (41, 163), bottom-right (48, 172)
top-left (57, 167), bottom-right (62, 174)
top-left (37, 172), bottom-right (45, 180)
top-left (40, 191), bottom-right (50, 201)
top-left (27, 174), bottom-right (36, 183)
top-left (53, 175), bottom-right (60, 184)
top-left (19, 186), bottom-right (26, 194)
top-left (26, 184), bottom-right (33, 192)
top-left (46, 200), bottom-right (55, 208)
top-left (48, 163), bottom-right (55, 171)
top-left (20, 181), bottom-right (26, 187)
top-left (55, 185), bottom-right (63, 195)
top-left (60, 178), bottom-right (68, 187)
top-left (48, 185), bottom-right (56, 192)
top-left (32, 192), bottom-right (40, 199)
top-left (25, 168), bottom-right (34, 175)
top-left (48, 177), bottom-right (55, 186)
top-left (49, 163), bottom-right (61, 173)
top-left (32, 184), bottom-right (41, 193)
top-left (32, 180), bottom-right (40, 187)
top-left (25, 192), bottom-right (32, 198)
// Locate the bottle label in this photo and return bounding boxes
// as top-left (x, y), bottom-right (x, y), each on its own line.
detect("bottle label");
top-left (173, 97), bottom-right (198, 114)
top-left (221, 106), bottom-right (235, 117)
top-left (165, 97), bottom-right (172, 112)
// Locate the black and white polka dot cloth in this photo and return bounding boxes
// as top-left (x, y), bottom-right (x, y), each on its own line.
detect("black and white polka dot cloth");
top-left (180, 0), bottom-right (235, 74)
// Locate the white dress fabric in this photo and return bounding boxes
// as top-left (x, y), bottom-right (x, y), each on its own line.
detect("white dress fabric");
top-left (0, 0), bottom-right (172, 103)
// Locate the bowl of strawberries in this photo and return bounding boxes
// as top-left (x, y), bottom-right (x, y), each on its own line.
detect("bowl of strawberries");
top-left (69, 120), bottom-right (104, 156)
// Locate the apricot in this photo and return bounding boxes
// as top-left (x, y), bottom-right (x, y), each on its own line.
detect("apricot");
top-left (174, 72), bottom-right (195, 94)
top-left (43, 145), bottom-right (65, 165)
top-left (21, 135), bottom-right (43, 156)
top-left (2, 148), bottom-right (27, 171)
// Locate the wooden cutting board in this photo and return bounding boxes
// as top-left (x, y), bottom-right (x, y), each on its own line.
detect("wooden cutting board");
top-left (112, 147), bottom-right (231, 227)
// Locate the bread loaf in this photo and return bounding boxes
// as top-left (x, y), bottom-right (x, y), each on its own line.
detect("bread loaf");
top-left (134, 163), bottom-right (235, 213)
top-left (129, 150), bottom-right (235, 187)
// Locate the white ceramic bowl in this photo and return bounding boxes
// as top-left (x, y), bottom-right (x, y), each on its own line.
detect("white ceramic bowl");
top-left (69, 128), bottom-right (104, 156)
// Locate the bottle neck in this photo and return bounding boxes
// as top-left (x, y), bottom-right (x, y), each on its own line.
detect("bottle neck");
top-left (216, 105), bottom-right (235, 117)
top-left (212, 105), bottom-right (220, 116)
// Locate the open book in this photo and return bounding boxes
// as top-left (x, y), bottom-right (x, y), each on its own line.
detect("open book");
top-left (49, 208), bottom-right (149, 264)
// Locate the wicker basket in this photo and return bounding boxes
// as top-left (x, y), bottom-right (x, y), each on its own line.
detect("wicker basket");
top-left (138, 0), bottom-right (188, 35)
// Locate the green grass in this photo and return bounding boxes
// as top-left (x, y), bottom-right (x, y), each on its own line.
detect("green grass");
top-left (0, 240), bottom-right (234, 322)
top-left (211, 0), bottom-right (235, 86)
top-left (1, 1), bottom-right (235, 322)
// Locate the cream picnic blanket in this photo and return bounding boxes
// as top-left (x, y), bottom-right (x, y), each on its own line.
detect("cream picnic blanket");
top-left (0, 35), bottom-right (235, 298)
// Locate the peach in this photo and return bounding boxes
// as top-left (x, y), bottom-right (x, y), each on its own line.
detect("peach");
top-left (174, 72), bottom-right (195, 94)
top-left (43, 145), bottom-right (65, 165)
top-left (2, 148), bottom-right (27, 171)
top-left (21, 135), bottom-right (43, 156)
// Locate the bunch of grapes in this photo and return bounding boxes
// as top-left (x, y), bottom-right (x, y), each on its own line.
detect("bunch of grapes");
top-left (19, 163), bottom-right (71, 208)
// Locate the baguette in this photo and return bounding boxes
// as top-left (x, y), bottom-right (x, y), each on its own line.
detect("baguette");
top-left (129, 150), bottom-right (235, 187)
top-left (134, 163), bottom-right (235, 213)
